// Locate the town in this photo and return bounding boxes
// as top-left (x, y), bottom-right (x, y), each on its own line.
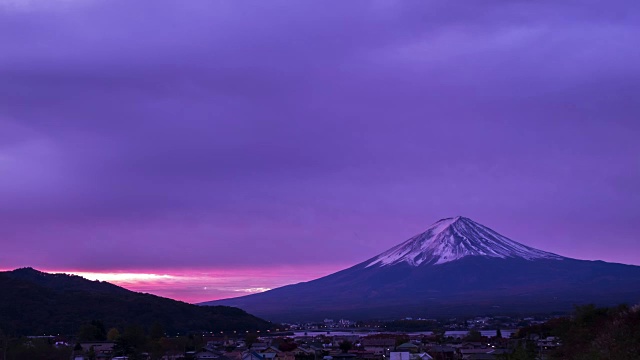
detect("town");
top-left (5, 314), bottom-right (563, 360)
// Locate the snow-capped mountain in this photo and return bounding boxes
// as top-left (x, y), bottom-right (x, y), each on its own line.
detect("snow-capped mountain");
top-left (204, 216), bottom-right (640, 322)
top-left (366, 216), bottom-right (564, 267)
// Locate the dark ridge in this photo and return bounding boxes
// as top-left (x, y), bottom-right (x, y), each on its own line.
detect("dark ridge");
top-left (0, 268), bottom-right (273, 335)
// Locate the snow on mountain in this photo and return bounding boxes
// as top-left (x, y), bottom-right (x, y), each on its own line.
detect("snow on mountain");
top-left (366, 216), bottom-right (564, 267)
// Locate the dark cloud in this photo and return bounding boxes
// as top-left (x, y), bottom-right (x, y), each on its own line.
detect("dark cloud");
top-left (1, 0), bottom-right (639, 272)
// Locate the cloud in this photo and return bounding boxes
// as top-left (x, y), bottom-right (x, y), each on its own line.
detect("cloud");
top-left (34, 266), bottom-right (339, 303)
top-left (0, 0), bottom-right (639, 274)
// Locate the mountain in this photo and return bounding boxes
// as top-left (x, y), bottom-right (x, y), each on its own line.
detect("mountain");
top-left (365, 216), bottom-right (564, 266)
top-left (0, 267), bottom-right (272, 335)
top-left (202, 216), bottom-right (640, 322)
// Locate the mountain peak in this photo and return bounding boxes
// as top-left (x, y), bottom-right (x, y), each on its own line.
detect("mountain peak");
top-left (365, 216), bottom-right (564, 267)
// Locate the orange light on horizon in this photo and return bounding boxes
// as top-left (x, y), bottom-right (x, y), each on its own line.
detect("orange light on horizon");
top-left (8, 264), bottom-right (344, 303)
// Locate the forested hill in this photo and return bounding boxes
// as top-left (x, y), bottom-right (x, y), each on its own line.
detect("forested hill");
top-left (0, 268), bottom-right (273, 335)
top-left (515, 303), bottom-right (640, 359)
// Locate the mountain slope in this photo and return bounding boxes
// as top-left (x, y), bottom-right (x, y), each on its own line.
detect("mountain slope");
top-left (0, 268), bottom-right (273, 335)
top-left (202, 217), bottom-right (640, 322)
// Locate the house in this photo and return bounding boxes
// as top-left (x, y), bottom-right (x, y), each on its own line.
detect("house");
top-left (331, 354), bottom-right (356, 360)
top-left (243, 351), bottom-right (266, 360)
top-left (307, 342), bottom-right (325, 354)
top-left (247, 346), bottom-right (295, 360)
top-left (411, 353), bottom-right (433, 360)
top-left (426, 345), bottom-right (455, 360)
top-left (332, 336), bottom-right (360, 347)
top-left (463, 355), bottom-right (495, 360)
top-left (79, 341), bottom-right (116, 356)
top-left (487, 349), bottom-right (510, 356)
top-left (195, 351), bottom-right (233, 360)
top-left (390, 352), bottom-right (411, 360)
top-left (362, 338), bottom-right (395, 355)
top-left (292, 346), bottom-right (315, 357)
top-left (396, 343), bottom-right (420, 353)
top-left (537, 336), bottom-right (560, 349)
top-left (348, 350), bottom-right (377, 360)
top-left (460, 348), bottom-right (510, 360)
top-left (459, 348), bottom-right (492, 357)
top-left (259, 346), bottom-right (283, 360)
top-left (252, 343), bottom-right (269, 351)
top-left (226, 351), bottom-right (244, 360)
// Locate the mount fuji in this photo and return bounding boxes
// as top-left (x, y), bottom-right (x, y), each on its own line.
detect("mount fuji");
top-left (202, 217), bottom-right (640, 322)
top-left (365, 216), bottom-right (564, 267)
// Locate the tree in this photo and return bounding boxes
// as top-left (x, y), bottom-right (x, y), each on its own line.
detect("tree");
top-left (107, 328), bottom-right (120, 341)
top-left (278, 339), bottom-right (297, 352)
top-left (78, 321), bottom-right (107, 342)
top-left (339, 340), bottom-right (352, 353)
top-left (123, 324), bottom-right (147, 348)
top-left (511, 304), bottom-right (640, 360)
top-left (149, 336), bottom-right (184, 359)
top-left (8, 338), bottom-right (71, 360)
top-left (496, 341), bottom-right (535, 360)
top-left (464, 329), bottom-right (483, 342)
top-left (394, 335), bottom-right (410, 347)
top-left (431, 328), bottom-right (446, 344)
top-left (496, 328), bottom-right (502, 339)
top-left (90, 320), bottom-right (107, 340)
top-left (114, 324), bottom-right (148, 359)
top-left (148, 338), bottom-right (165, 360)
top-left (245, 333), bottom-right (259, 348)
top-left (150, 322), bottom-right (164, 340)
top-left (87, 346), bottom-right (96, 360)
top-left (0, 328), bottom-right (8, 360)
top-left (274, 337), bottom-right (297, 351)
top-left (295, 353), bottom-right (316, 360)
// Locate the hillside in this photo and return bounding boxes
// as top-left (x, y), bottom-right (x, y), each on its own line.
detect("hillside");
top-left (0, 267), bottom-right (273, 335)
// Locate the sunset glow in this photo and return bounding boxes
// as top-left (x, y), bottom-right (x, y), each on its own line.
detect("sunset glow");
top-left (70, 272), bottom-right (177, 282)
top-left (25, 265), bottom-right (345, 303)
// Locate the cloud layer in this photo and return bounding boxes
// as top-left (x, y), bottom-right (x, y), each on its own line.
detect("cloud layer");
top-left (1, 0), bottom-right (639, 300)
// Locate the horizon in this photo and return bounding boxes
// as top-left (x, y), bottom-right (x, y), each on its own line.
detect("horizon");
top-left (1, 0), bottom-right (639, 304)
top-left (2, 214), bottom-right (639, 304)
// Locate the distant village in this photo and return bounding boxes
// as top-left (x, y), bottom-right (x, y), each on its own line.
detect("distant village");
top-left (60, 314), bottom-right (560, 360)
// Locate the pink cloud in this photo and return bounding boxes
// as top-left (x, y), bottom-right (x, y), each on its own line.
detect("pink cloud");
top-left (21, 265), bottom-right (347, 303)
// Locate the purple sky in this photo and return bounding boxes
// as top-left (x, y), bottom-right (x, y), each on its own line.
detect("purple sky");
top-left (1, 0), bottom-right (639, 303)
